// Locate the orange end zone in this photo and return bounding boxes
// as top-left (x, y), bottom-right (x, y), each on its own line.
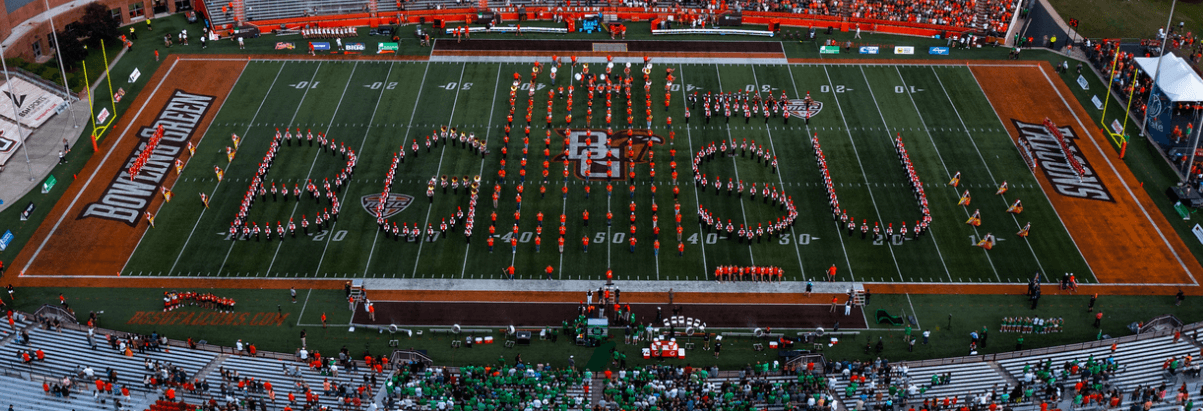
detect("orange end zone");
top-left (5, 59), bottom-right (248, 284)
top-left (970, 62), bottom-right (1201, 286)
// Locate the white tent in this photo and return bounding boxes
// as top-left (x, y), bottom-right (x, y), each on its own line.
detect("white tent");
top-left (1134, 55), bottom-right (1203, 102)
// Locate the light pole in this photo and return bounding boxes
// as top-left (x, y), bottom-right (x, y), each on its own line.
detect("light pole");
top-left (45, 0), bottom-right (78, 129)
top-left (0, 42), bottom-right (35, 182)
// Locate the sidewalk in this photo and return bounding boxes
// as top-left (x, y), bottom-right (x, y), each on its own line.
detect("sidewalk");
top-left (0, 48), bottom-right (127, 214)
top-left (0, 98), bottom-right (90, 213)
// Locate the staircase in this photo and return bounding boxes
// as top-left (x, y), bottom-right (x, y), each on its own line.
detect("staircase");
top-left (987, 361), bottom-right (1021, 386)
top-left (589, 378), bottom-right (603, 405)
top-left (369, 0), bottom-right (380, 13)
top-left (233, 0), bottom-right (246, 25)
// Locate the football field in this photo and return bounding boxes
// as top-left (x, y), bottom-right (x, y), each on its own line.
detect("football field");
top-left (105, 59), bottom-right (1095, 283)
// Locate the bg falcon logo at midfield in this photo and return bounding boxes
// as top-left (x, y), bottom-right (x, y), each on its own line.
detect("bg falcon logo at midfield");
top-left (360, 193), bottom-right (413, 218)
top-left (553, 129), bottom-right (663, 181)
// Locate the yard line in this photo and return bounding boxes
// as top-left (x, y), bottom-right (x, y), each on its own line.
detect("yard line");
top-left (460, 64), bottom-right (504, 279)
top-left (966, 68), bottom-right (1110, 284)
top-left (928, 66), bottom-right (1049, 279)
top-left (368, 61), bottom-right (435, 277)
top-left (21, 59), bottom-right (181, 276)
top-left (782, 65), bottom-right (855, 281)
top-left (310, 62), bottom-right (398, 276)
top-left (675, 65), bottom-right (710, 280)
top-left (863, 67), bottom-right (978, 280)
top-left (819, 65), bottom-right (905, 281)
top-left (218, 62), bottom-right (330, 275)
top-left (165, 62), bottom-right (282, 276)
top-left (712, 64), bottom-right (755, 265)
top-left (295, 288), bottom-right (313, 326)
top-left (412, 63), bottom-right (469, 277)
top-left (558, 63), bottom-right (574, 280)
top-left (749, 65), bottom-right (807, 281)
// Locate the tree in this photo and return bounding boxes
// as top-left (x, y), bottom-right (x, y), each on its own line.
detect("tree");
top-left (53, 28), bottom-right (87, 69)
top-left (76, 3), bottom-right (119, 47)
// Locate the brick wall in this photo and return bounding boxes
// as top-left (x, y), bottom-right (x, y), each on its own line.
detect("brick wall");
top-left (2, 0), bottom-right (187, 60)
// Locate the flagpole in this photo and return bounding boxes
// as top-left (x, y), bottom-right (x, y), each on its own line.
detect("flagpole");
top-left (45, 0), bottom-right (76, 128)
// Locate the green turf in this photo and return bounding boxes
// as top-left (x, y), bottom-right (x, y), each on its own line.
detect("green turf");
top-left (8, 287), bottom-right (1200, 369)
top-left (111, 60), bottom-right (1091, 283)
top-left (1045, 0), bottom-right (1201, 42)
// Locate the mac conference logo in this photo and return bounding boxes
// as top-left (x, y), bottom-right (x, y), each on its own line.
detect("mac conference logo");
top-left (785, 99), bottom-right (823, 119)
top-left (361, 193), bottom-right (414, 218)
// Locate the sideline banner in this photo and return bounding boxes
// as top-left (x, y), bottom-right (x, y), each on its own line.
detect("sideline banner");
top-left (928, 47), bottom-right (949, 55)
top-left (859, 46), bottom-right (879, 54)
top-left (377, 42), bottom-right (399, 53)
top-left (0, 77), bottom-right (66, 129)
top-left (820, 46), bottom-right (840, 54)
top-left (310, 42), bottom-right (331, 51)
top-left (894, 46), bottom-right (914, 54)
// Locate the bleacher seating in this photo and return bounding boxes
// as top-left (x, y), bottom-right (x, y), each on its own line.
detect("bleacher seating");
top-left (0, 374), bottom-right (122, 411)
top-left (828, 360), bottom-right (1011, 406)
top-left (0, 325), bottom-right (219, 400)
top-left (175, 352), bottom-right (370, 410)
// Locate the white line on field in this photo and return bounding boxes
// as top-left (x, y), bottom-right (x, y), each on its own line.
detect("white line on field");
top-left (860, 66), bottom-right (961, 281)
top-left (218, 62), bottom-right (328, 275)
top-left (713, 64), bottom-right (755, 266)
top-left (21, 59), bottom-right (181, 276)
top-left (819, 65), bottom-right (904, 281)
top-left (928, 66), bottom-right (1049, 280)
top-left (461, 64), bottom-right (504, 279)
top-left (676, 65), bottom-right (710, 280)
top-left (312, 62), bottom-right (398, 276)
top-left (296, 288), bottom-right (313, 326)
top-left (749, 65), bottom-right (806, 280)
top-left (412, 63), bottom-right (469, 276)
top-left (365, 61), bottom-right (433, 276)
top-left (165, 62), bottom-right (282, 276)
top-left (783, 64), bottom-right (854, 281)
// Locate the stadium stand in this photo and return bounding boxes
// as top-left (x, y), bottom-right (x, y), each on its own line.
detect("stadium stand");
top-left (0, 308), bottom-right (1200, 411)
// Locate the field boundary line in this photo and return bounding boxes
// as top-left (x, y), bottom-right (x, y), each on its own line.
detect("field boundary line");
top-left (783, 65), bottom-right (854, 281)
top-left (713, 64), bottom-right (756, 265)
top-left (164, 62), bottom-right (283, 276)
top-left (749, 65), bottom-right (807, 280)
top-left (819, 65), bottom-right (904, 280)
top-left (676, 64), bottom-right (710, 280)
top-left (928, 66), bottom-right (1052, 280)
top-left (870, 66), bottom-right (985, 281)
top-left (311, 62), bottom-right (398, 276)
top-left (20, 59), bottom-right (183, 275)
top-left (1036, 67), bottom-right (1197, 285)
top-left (413, 63), bottom-right (469, 276)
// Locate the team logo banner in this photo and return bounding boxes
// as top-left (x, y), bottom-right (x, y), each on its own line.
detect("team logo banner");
top-left (361, 193), bottom-right (413, 218)
top-left (858, 46), bottom-right (879, 54)
top-left (275, 42), bottom-right (295, 50)
top-left (785, 99), bottom-right (823, 119)
top-left (1011, 119), bottom-right (1113, 202)
top-left (552, 129), bottom-right (663, 180)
